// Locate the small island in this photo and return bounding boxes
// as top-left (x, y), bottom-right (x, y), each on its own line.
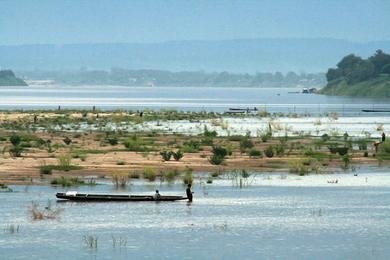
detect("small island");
top-left (320, 50), bottom-right (390, 98)
top-left (0, 70), bottom-right (28, 86)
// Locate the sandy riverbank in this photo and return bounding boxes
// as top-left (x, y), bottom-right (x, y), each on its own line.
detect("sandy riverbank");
top-left (0, 110), bottom-right (386, 185)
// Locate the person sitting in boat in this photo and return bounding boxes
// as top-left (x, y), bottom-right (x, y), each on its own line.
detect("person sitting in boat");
top-left (186, 184), bottom-right (193, 202)
top-left (154, 190), bottom-right (161, 200)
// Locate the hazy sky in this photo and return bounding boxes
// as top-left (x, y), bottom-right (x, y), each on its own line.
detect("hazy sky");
top-left (1, 0), bottom-right (389, 45)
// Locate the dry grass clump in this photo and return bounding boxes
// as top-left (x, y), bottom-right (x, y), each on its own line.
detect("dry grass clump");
top-left (29, 201), bottom-right (64, 220)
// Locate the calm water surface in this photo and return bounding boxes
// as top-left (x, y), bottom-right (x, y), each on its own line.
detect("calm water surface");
top-left (1, 85), bottom-right (390, 115)
top-left (1, 168), bottom-right (390, 259)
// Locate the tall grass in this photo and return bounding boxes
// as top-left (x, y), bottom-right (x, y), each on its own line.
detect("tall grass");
top-left (83, 235), bottom-right (98, 249)
top-left (182, 167), bottom-right (193, 185)
top-left (4, 224), bottom-right (20, 234)
top-left (50, 177), bottom-right (89, 187)
top-left (58, 154), bottom-right (72, 168)
top-left (111, 171), bottom-right (129, 188)
top-left (111, 235), bottom-right (127, 248)
top-left (143, 167), bottom-right (157, 181)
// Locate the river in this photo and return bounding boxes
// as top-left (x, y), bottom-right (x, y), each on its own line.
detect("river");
top-left (1, 85), bottom-right (390, 115)
top-left (1, 167), bottom-right (390, 259)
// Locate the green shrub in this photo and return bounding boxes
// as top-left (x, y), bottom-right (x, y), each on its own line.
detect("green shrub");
top-left (303, 147), bottom-right (314, 156)
top-left (40, 165), bottom-right (53, 175)
top-left (275, 144), bottom-right (285, 156)
top-left (239, 138), bottom-right (254, 152)
top-left (123, 135), bottom-right (147, 152)
top-left (72, 151), bottom-right (87, 161)
top-left (203, 126), bottom-right (217, 138)
top-left (160, 151), bottom-right (172, 161)
top-left (249, 149), bottom-right (262, 158)
top-left (201, 137), bottom-right (214, 146)
top-left (9, 145), bottom-right (23, 157)
top-left (321, 134), bottom-right (330, 142)
top-left (209, 154), bottom-right (225, 165)
top-left (63, 137), bottom-right (72, 145)
top-left (10, 135), bottom-right (21, 146)
top-left (172, 150), bottom-right (183, 161)
top-left (212, 146), bottom-right (228, 158)
top-left (182, 140), bottom-right (201, 153)
top-left (107, 136), bottom-right (118, 145)
top-left (264, 145), bottom-right (274, 158)
top-left (260, 131), bottom-right (272, 142)
top-left (328, 145), bottom-right (338, 154)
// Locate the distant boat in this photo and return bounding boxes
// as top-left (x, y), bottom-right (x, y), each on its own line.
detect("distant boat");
top-left (362, 109), bottom-right (390, 113)
top-left (302, 88), bottom-right (317, 94)
top-left (228, 107), bottom-right (258, 112)
top-left (56, 192), bottom-right (188, 202)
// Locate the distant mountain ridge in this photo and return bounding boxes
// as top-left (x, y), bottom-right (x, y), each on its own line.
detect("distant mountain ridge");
top-left (1, 38), bottom-right (390, 73)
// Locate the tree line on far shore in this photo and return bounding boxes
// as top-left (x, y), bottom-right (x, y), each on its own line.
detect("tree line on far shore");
top-left (19, 69), bottom-right (325, 87)
top-left (326, 49), bottom-right (390, 84)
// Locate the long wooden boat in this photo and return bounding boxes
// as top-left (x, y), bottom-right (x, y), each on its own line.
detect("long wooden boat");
top-left (362, 109), bottom-right (390, 113)
top-left (56, 192), bottom-right (188, 202)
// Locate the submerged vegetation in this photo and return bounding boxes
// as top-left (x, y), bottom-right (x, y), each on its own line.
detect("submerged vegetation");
top-left (29, 201), bottom-right (63, 220)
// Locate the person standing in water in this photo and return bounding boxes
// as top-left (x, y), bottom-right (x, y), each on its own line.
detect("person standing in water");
top-left (382, 132), bottom-right (386, 142)
top-left (186, 184), bottom-right (193, 202)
